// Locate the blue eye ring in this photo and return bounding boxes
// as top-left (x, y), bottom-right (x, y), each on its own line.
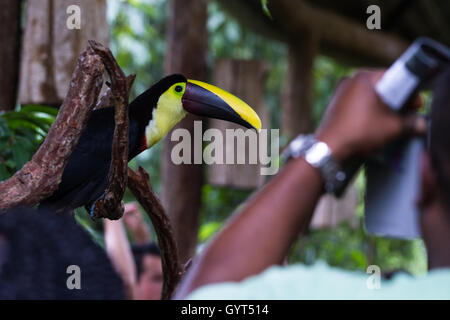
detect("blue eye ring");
top-left (175, 85), bottom-right (183, 93)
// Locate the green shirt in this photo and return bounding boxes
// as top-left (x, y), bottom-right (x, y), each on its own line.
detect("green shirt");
top-left (187, 262), bottom-right (450, 299)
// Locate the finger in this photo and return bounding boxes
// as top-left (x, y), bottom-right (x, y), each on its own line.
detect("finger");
top-left (352, 69), bottom-right (386, 84)
top-left (403, 114), bottom-right (427, 136)
top-left (335, 76), bottom-right (350, 90)
top-left (124, 202), bottom-right (138, 211)
top-left (369, 69), bottom-right (386, 84)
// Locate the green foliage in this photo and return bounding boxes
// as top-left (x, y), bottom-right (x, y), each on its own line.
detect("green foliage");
top-left (289, 173), bottom-right (427, 275)
top-left (129, 142), bottom-right (163, 194)
top-left (0, 105), bottom-right (57, 181)
top-left (199, 221), bottom-right (222, 242)
top-left (312, 57), bottom-right (352, 126)
top-left (260, 0), bottom-right (273, 19)
top-left (290, 220), bottom-right (427, 275)
top-left (108, 0), bottom-right (167, 99)
top-left (198, 185), bottom-right (255, 243)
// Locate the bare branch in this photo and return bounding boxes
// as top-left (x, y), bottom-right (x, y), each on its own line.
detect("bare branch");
top-left (0, 47), bottom-right (104, 211)
top-left (96, 74), bottom-right (136, 110)
top-left (88, 40), bottom-right (131, 220)
top-left (127, 167), bottom-right (184, 300)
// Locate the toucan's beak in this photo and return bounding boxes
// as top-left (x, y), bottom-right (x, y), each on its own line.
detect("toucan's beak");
top-left (182, 79), bottom-right (262, 131)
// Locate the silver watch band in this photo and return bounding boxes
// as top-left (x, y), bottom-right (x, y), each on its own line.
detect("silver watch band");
top-left (282, 135), bottom-right (347, 193)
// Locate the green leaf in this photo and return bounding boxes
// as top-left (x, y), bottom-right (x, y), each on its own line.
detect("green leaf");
top-left (4, 112), bottom-right (53, 132)
top-left (11, 140), bottom-right (31, 169)
top-left (0, 118), bottom-right (11, 137)
top-left (198, 221), bottom-right (222, 242)
top-left (5, 160), bottom-right (16, 169)
top-left (20, 105), bottom-right (59, 117)
top-left (350, 250), bottom-right (368, 268)
top-left (261, 0), bottom-right (272, 19)
top-left (0, 164), bottom-right (10, 181)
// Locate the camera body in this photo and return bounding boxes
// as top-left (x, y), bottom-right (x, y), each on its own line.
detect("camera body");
top-left (342, 38), bottom-right (450, 238)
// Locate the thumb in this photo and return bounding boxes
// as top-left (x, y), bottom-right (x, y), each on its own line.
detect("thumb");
top-left (403, 114), bottom-right (427, 137)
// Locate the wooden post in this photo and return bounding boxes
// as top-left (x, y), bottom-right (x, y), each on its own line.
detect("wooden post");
top-left (281, 34), bottom-right (359, 230)
top-left (18, 0), bottom-right (109, 106)
top-left (310, 181), bottom-right (360, 229)
top-left (162, 0), bottom-right (208, 264)
top-left (208, 59), bottom-right (269, 189)
top-left (282, 35), bottom-right (317, 139)
top-left (0, 0), bottom-right (22, 111)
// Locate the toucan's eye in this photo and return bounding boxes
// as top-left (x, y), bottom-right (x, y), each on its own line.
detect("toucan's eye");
top-left (175, 85), bottom-right (183, 93)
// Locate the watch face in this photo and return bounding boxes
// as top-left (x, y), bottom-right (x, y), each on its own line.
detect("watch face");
top-left (285, 135), bottom-right (311, 159)
top-left (291, 137), bottom-right (307, 151)
top-left (305, 142), bottom-right (330, 166)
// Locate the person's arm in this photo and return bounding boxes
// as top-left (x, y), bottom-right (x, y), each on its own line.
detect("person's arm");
top-left (175, 71), bottom-right (426, 298)
top-left (104, 218), bottom-right (137, 299)
top-left (176, 157), bottom-right (323, 297)
top-left (122, 202), bottom-right (152, 244)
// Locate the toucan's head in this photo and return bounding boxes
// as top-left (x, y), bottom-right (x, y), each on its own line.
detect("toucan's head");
top-left (136, 74), bottom-right (262, 148)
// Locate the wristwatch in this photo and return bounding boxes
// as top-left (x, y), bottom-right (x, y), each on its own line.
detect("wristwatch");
top-left (281, 134), bottom-right (347, 193)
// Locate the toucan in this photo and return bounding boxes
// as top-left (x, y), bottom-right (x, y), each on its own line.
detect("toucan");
top-left (39, 74), bottom-right (261, 213)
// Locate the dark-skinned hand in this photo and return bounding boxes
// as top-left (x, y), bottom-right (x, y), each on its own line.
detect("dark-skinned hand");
top-left (316, 70), bottom-right (427, 163)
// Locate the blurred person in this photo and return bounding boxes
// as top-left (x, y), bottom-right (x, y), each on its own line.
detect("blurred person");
top-left (131, 242), bottom-right (163, 300)
top-left (103, 212), bottom-right (137, 299)
top-left (0, 207), bottom-right (124, 299)
top-left (124, 202), bottom-right (163, 299)
top-left (123, 202), bottom-right (151, 244)
top-left (104, 202), bottom-right (163, 300)
top-left (176, 68), bottom-right (450, 299)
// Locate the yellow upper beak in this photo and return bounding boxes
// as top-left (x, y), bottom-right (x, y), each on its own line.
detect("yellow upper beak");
top-left (182, 79), bottom-right (262, 131)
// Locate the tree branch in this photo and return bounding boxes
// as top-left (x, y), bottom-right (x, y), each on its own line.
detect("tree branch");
top-left (0, 47), bottom-right (104, 211)
top-left (0, 40), bottom-right (183, 301)
top-left (96, 74), bottom-right (136, 110)
top-left (88, 40), bottom-right (131, 220)
top-left (127, 167), bottom-right (184, 300)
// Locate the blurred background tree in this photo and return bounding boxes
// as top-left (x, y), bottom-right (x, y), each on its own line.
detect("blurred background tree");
top-left (0, 0), bottom-right (428, 276)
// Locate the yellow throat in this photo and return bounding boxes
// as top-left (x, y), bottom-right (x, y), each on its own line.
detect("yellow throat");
top-left (145, 83), bottom-right (187, 148)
